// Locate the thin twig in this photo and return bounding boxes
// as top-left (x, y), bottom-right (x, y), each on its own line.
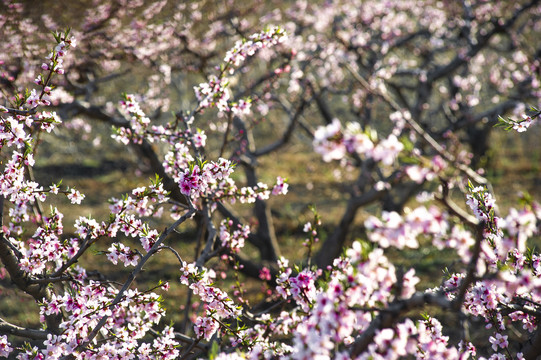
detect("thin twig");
top-left (28, 275), bottom-right (72, 285)
top-left (158, 245), bottom-right (184, 265)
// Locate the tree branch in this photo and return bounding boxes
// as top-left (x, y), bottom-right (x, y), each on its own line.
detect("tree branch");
top-left (76, 206), bottom-right (196, 352)
top-left (345, 63), bottom-right (489, 186)
top-left (0, 317), bottom-right (49, 340)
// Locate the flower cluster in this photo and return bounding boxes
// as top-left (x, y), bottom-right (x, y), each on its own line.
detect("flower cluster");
top-left (359, 316), bottom-right (466, 360)
top-left (37, 280), bottom-right (176, 360)
top-left (109, 179), bottom-right (169, 218)
top-left (66, 188), bottom-right (85, 204)
top-left (219, 219), bottom-right (250, 253)
top-left (180, 262), bottom-right (242, 340)
top-left (114, 93), bottom-right (152, 145)
top-left (272, 244), bottom-right (419, 359)
top-left (39, 37), bottom-right (75, 76)
top-left (194, 26), bottom-right (287, 114)
top-left (36, 111), bottom-right (62, 132)
top-left (433, 225), bottom-right (476, 261)
top-left (0, 116), bottom-right (31, 149)
top-left (29, 33), bottom-right (76, 108)
top-left (230, 98), bottom-right (252, 118)
top-left (0, 335), bottom-right (13, 358)
top-left (0, 152), bottom-right (42, 205)
top-left (113, 94), bottom-right (208, 150)
top-left (17, 208), bottom-right (80, 275)
top-left (223, 26), bottom-right (288, 70)
top-left (107, 242), bottom-right (139, 267)
top-left (439, 271), bottom-right (540, 358)
top-left (497, 107), bottom-right (540, 133)
top-left (194, 75), bottom-right (231, 112)
top-left (404, 158), bottom-right (442, 184)
top-left (466, 182), bottom-right (502, 238)
top-left (272, 176), bottom-right (289, 196)
top-left (512, 115), bottom-right (534, 132)
top-left (364, 205), bottom-right (448, 249)
top-left (172, 157), bottom-right (288, 205)
top-left (313, 118), bottom-right (404, 166)
top-left (177, 158), bottom-right (236, 198)
top-left (276, 268), bottom-right (319, 312)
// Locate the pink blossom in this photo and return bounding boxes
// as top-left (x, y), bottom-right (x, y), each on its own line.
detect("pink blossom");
top-left (107, 243), bottom-right (140, 267)
top-left (405, 165), bottom-right (435, 184)
top-left (512, 115), bottom-right (532, 132)
top-left (313, 119), bottom-right (346, 162)
top-left (231, 98), bottom-right (252, 117)
top-left (372, 134), bottom-right (404, 165)
top-left (194, 316), bottom-right (220, 340)
top-left (219, 219), bottom-right (249, 253)
top-left (489, 333), bottom-right (508, 351)
top-left (272, 176), bottom-right (289, 195)
top-left (67, 188), bottom-right (85, 204)
top-left (0, 335), bottom-right (13, 357)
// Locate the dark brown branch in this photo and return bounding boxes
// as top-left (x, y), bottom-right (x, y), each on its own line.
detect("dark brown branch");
top-left (500, 302), bottom-right (541, 318)
top-left (0, 235), bottom-right (48, 301)
top-left (522, 327), bottom-right (541, 360)
top-left (3, 107), bottom-right (38, 116)
top-left (452, 221), bottom-right (485, 310)
top-left (253, 98), bottom-right (308, 157)
top-left (195, 203), bottom-right (218, 268)
top-left (0, 317), bottom-right (49, 340)
top-left (427, 0), bottom-right (540, 82)
top-left (56, 100), bottom-right (187, 206)
top-left (219, 112), bottom-right (234, 158)
top-left (436, 178), bottom-right (479, 227)
top-left (28, 275), bottom-right (72, 285)
top-left (315, 157), bottom-right (390, 268)
top-left (312, 88), bottom-right (334, 125)
top-left (233, 117), bottom-right (281, 261)
top-left (158, 245), bottom-right (184, 265)
top-left (315, 187), bottom-right (387, 268)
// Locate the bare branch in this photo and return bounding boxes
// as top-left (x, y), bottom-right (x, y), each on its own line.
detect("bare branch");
top-left (195, 203), bottom-right (218, 268)
top-left (522, 327), bottom-right (541, 360)
top-left (436, 178), bottom-right (479, 227)
top-left (253, 97), bottom-right (308, 157)
top-left (0, 317), bottom-right (49, 340)
top-left (428, 0), bottom-right (540, 82)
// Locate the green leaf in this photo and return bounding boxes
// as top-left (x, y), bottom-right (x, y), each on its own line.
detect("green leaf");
top-left (208, 341), bottom-right (220, 358)
top-left (399, 135), bottom-right (414, 152)
top-left (399, 155), bottom-right (420, 165)
top-left (52, 31), bottom-right (60, 43)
